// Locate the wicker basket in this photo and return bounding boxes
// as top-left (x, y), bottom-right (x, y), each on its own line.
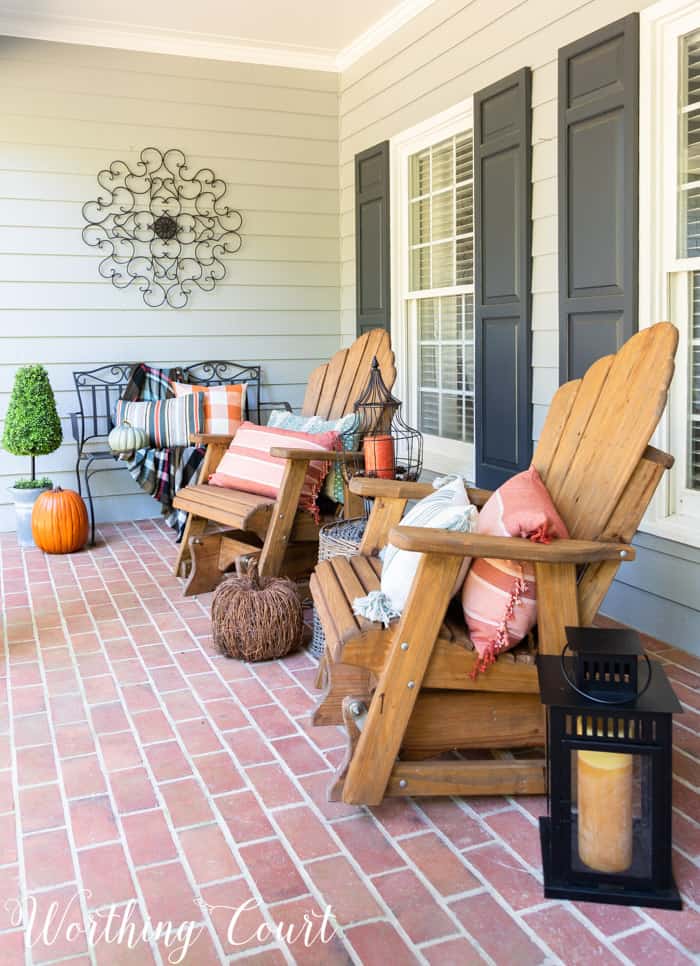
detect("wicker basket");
top-left (310, 516), bottom-right (367, 659)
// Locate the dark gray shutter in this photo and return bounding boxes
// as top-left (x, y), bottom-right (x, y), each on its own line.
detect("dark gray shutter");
top-left (558, 14), bottom-right (639, 381)
top-left (355, 141), bottom-right (391, 335)
top-left (474, 68), bottom-right (532, 489)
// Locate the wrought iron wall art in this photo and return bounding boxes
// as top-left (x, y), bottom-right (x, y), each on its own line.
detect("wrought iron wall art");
top-left (82, 147), bottom-right (242, 308)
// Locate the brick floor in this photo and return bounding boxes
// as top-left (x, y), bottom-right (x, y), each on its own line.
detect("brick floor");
top-left (0, 519), bottom-right (697, 964)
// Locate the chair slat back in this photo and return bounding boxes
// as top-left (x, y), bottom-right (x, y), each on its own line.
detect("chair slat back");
top-left (302, 330), bottom-right (396, 420)
top-left (532, 322), bottom-right (678, 541)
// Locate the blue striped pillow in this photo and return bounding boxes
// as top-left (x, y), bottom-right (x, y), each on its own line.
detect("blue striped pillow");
top-left (115, 394), bottom-right (204, 448)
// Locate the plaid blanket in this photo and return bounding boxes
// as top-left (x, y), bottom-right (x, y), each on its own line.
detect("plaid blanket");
top-left (123, 363), bottom-right (183, 402)
top-left (120, 363), bottom-right (201, 538)
top-left (126, 444), bottom-right (204, 537)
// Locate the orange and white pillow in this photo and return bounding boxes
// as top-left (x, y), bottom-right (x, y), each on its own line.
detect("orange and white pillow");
top-left (208, 421), bottom-right (340, 522)
top-left (461, 465), bottom-right (569, 675)
top-left (172, 382), bottom-right (246, 436)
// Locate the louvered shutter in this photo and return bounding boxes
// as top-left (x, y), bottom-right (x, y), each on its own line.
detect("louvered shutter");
top-left (355, 142), bottom-right (391, 335)
top-left (473, 68), bottom-right (533, 489)
top-left (558, 14), bottom-right (639, 381)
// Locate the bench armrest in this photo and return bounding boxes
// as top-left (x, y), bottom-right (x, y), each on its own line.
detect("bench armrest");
top-left (388, 526), bottom-right (635, 563)
top-left (269, 448), bottom-right (362, 461)
top-left (68, 411), bottom-right (82, 444)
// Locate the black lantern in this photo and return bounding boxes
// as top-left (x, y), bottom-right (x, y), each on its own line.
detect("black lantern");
top-left (344, 357), bottom-right (423, 483)
top-left (537, 626), bottom-right (683, 910)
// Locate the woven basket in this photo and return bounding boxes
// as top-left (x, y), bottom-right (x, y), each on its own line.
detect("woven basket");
top-left (310, 516), bottom-right (367, 659)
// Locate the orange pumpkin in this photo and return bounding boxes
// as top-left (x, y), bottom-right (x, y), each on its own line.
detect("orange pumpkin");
top-left (32, 487), bottom-right (89, 554)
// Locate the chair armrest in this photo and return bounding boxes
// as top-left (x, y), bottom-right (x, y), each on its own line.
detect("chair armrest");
top-left (189, 433), bottom-right (235, 447)
top-left (270, 448), bottom-right (362, 461)
top-left (388, 527), bottom-right (635, 563)
top-left (350, 477), bottom-right (493, 507)
top-left (350, 478), bottom-right (434, 500)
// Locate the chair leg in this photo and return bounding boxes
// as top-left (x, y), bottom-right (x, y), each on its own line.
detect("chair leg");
top-left (84, 457), bottom-right (98, 547)
top-left (75, 453), bottom-right (83, 498)
top-left (311, 660), bottom-right (372, 726)
top-left (342, 552), bottom-right (463, 805)
top-left (174, 514), bottom-right (206, 577)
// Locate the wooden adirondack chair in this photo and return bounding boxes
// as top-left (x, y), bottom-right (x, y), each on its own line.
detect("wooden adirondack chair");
top-left (311, 322), bottom-right (678, 805)
top-left (172, 329), bottom-right (396, 596)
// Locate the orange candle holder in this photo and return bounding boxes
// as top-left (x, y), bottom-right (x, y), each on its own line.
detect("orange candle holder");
top-left (363, 434), bottom-right (395, 479)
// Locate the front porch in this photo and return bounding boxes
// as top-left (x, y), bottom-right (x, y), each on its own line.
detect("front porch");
top-left (1, 519), bottom-right (697, 964)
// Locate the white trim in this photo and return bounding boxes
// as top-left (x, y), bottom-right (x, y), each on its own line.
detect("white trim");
top-left (390, 102), bottom-right (475, 481)
top-left (336, 0), bottom-right (436, 71)
top-left (639, 0), bottom-right (700, 545)
top-left (0, 0), bottom-right (437, 72)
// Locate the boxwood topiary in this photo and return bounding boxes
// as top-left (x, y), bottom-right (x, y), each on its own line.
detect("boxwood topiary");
top-left (2, 364), bottom-right (63, 483)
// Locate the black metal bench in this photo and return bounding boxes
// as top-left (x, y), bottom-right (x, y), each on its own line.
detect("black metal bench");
top-left (70, 361), bottom-right (282, 545)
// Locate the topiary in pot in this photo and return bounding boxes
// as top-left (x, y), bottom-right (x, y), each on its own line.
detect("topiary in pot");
top-left (2, 364), bottom-right (63, 547)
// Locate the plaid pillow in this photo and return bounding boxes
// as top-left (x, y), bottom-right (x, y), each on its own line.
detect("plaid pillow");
top-left (172, 382), bottom-right (246, 436)
top-left (115, 394), bottom-right (204, 448)
top-left (266, 410), bottom-right (356, 503)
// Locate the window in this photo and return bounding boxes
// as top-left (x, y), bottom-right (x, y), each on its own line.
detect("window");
top-left (392, 109), bottom-right (475, 477)
top-left (640, 0), bottom-right (700, 540)
top-left (679, 32), bottom-right (700, 503)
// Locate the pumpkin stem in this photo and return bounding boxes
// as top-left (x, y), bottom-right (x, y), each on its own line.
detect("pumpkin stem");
top-left (52, 486), bottom-right (63, 493)
top-left (246, 559), bottom-right (261, 589)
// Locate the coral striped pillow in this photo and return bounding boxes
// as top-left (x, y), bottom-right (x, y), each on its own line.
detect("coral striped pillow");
top-left (208, 422), bottom-right (340, 522)
top-left (461, 465), bottom-right (569, 674)
top-left (172, 382), bottom-right (246, 436)
top-left (114, 395), bottom-right (204, 448)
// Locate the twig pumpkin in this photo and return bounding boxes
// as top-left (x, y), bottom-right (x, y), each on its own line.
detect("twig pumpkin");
top-left (211, 563), bottom-right (303, 662)
top-left (32, 486), bottom-right (89, 554)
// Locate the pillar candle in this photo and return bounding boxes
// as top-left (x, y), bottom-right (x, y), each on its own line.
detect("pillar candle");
top-left (577, 749), bottom-right (633, 873)
top-left (363, 434), bottom-right (395, 479)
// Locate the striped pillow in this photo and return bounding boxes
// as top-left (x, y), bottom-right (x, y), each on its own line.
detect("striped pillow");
top-left (461, 465), bottom-right (569, 675)
top-left (208, 422), bottom-right (340, 522)
top-left (172, 382), bottom-right (246, 436)
top-left (352, 477), bottom-right (478, 626)
top-left (114, 395), bottom-right (204, 448)
top-left (267, 409), bottom-right (357, 503)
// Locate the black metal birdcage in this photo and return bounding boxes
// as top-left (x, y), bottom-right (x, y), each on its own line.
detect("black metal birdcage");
top-left (343, 356), bottom-right (423, 483)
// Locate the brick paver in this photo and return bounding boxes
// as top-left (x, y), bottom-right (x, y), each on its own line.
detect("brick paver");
top-left (0, 520), bottom-right (697, 963)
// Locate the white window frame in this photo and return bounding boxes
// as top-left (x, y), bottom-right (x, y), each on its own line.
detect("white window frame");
top-left (390, 98), bottom-right (475, 479)
top-left (640, 0), bottom-right (700, 547)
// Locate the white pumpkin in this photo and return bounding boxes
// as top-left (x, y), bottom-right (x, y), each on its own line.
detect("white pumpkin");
top-left (108, 420), bottom-right (147, 457)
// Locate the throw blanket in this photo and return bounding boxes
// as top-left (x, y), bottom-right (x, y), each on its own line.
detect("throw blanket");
top-left (120, 364), bottom-right (203, 538)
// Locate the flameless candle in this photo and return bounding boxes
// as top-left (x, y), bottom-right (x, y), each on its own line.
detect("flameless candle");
top-left (363, 434), bottom-right (394, 479)
top-left (577, 749), bottom-right (633, 873)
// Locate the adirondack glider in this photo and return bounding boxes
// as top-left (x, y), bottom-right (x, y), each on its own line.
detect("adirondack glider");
top-left (311, 323), bottom-right (678, 805)
top-left (172, 329), bottom-right (396, 595)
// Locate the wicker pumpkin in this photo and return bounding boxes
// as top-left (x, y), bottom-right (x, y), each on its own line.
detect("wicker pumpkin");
top-left (211, 563), bottom-right (303, 662)
top-left (108, 420), bottom-right (147, 458)
top-left (32, 486), bottom-right (89, 554)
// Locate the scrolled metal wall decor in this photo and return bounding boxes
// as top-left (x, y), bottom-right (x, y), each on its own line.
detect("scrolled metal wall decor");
top-left (82, 147), bottom-right (242, 308)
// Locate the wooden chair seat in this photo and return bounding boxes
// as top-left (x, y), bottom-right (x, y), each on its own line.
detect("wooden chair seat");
top-left (174, 484), bottom-right (276, 535)
top-left (311, 553), bottom-right (537, 702)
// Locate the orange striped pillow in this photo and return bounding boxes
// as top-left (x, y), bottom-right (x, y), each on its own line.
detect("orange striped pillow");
top-left (461, 465), bottom-right (568, 675)
top-left (208, 422), bottom-right (340, 522)
top-left (172, 382), bottom-right (246, 435)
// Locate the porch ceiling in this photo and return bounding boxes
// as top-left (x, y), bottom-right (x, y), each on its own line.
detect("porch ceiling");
top-left (0, 0), bottom-right (436, 70)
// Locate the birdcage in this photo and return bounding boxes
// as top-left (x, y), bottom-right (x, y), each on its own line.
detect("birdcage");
top-left (343, 356), bottom-right (423, 483)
